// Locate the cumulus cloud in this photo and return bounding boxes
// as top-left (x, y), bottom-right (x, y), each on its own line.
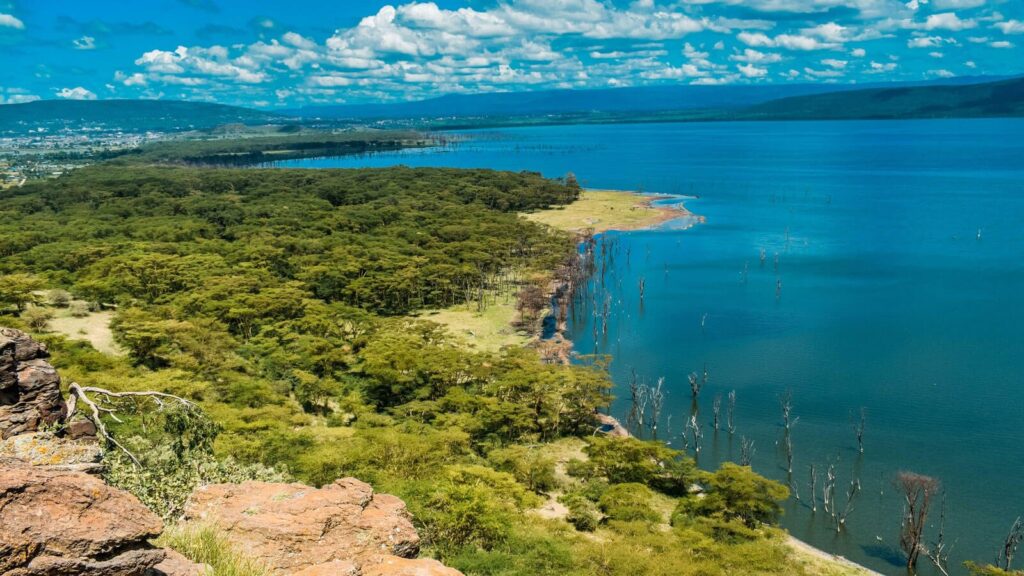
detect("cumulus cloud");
top-left (995, 20), bottom-right (1024, 34)
top-left (73, 36), bottom-right (96, 50)
top-left (737, 63), bottom-right (767, 78)
top-left (55, 86), bottom-right (97, 100)
top-left (922, 12), bottom-right (976, 31)
top-left (0, 13), bottom-right (24, 29)
top-left (112, 0), bottom-right (1022, 104)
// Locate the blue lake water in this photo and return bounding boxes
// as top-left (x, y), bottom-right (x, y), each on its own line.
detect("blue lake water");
top-left (275, 120), bottom-right (1024, 575)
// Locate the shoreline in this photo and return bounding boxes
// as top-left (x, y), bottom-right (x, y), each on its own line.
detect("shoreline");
top-left (532, 189), bottom-right (879, 576)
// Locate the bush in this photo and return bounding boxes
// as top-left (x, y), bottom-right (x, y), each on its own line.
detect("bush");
top-left (22, 307), bottom-right (54, 332)
top-left (559, 492), bottom-right (600, 532)
top-left (598, 483), bottom-right (660, 523)
top-left (676, 463), bottom-right (789, 528)
top-left (48, 289), bottom-right (72, 307)
top-left (488, 445), bottom-right (558, 493)
top-left (69, 301), bottom-right (90, 317)
top-left (583, 436), bottom-right (696, 495)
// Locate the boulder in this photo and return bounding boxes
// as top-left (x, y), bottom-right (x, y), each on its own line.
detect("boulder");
top-left (183, 477), bottom-right (463, 576)
top-left (0, 431), bottom-right (103, 473)
top-left (145, 550), bottom-right (209, 576)
top-left (0, 328), bottom-right (67, 440)
top-left (0, 457), bottom-right (166, 576)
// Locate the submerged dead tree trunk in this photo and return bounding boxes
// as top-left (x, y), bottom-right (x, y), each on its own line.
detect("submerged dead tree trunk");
top-left (897, 472), bottom-right (941, 571)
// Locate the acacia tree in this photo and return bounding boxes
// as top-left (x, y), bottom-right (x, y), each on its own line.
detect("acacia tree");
top-left (897, 471), bottom-right (941, 571)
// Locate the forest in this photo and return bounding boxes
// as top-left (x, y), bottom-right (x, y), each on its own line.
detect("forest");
top-left (4, 160), bottom-right (1002, 575)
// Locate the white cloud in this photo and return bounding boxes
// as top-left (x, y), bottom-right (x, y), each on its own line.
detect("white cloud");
top-left (989, 40), bottom-right (1014, 48)
top-left (730, 48), bottom-right (782, 64)
top-left (55, 86), bottom-right (97, 100)
top-left (931, 0), bottom-right (985, 8)
top-left (0, 13), bottom-right (23, 29)
top-left (737, 63), bottom-right (767, 78)
top-left (282, 32), bottom-right (317, 50)
top-left (822, 58), bottom-right (848, 68)
top-left (995, 20), bottom-right (1024, 34)
top-left (737, 29), bottom-right (839, 50)
top-left (923, 13), bottom-right (976, 31)
top-left (929, 68), bottom-right (955, 77)
top-left (867, 60), bottom-right (897, 72)
top-left (115, 71), bottom-right (148, 86)
top-left (737, 32), bottom-right (774, 47)
top-left (965, 60), bottom-right (976, 68)
top-left (908, 36), bottom-right (942, 47)
top-left (73, 36), bottom-right (96, 50)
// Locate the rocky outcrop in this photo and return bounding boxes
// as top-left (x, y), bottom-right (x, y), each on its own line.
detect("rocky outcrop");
top-left (183, 477), bottom-right (463, 576)
top-left (0, 431), bottom-right (103, 473)
top-left (0, 328), bottom-right (67, 440)
top-left (0, 458), bottom-right (166, 576)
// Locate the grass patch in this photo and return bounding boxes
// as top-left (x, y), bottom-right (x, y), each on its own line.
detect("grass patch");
top-left (157, 523), bottom-right (268, 576)
top-left (419, 285), bottom-right (530, 353)
top-left (524, 189), bottom-right (684, 233)
top-left (47, 307), bottom-right (122, 356)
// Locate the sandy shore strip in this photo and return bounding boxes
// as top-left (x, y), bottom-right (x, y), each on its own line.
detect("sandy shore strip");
top-left (785, 535), bottom-right (884, 575)
top-left (525, 188), bottom-right (704, 234)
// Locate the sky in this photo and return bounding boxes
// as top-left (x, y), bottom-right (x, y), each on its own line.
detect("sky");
top-left (1, 0), bottom-right (1022, 108)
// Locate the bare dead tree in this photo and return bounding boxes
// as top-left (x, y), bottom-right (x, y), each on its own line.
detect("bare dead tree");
top-left (834, 477), bottom-right (861, 533)
top-left (779, 390), bottom-right (798, 432)
top-left (627, 368), bottom-right (642, 430)
top-left (649, 377), bottom-right (665, 439)
top-left (808, 464), bottom-right (819, 513)
top-left (997, 516), bottom-right (1024, 571)
top-left (712, 394), bottom-right (722, 431)
top-left (686, 412), bottom-right (703, 455)
top-left (897, 472), bottom-right (942, 571)
top-left (853, 407), bottom-right (866, 454)
top-left (688, 371), bottom-right (702, 398)
top-left (926, 492), bottom-right (952, 576)
top-left (784, 429), bottom-right (794, 475)
top-left (823, 462), bottom-right (837, 516)
top-left (66, 382), bottom-right (198, 467)
top-left (727, 390), bottom-right (736, 434)
top-left (638, 276), bottom-right (646, 306)
top-left (740, 436), bottom-right (755, 466)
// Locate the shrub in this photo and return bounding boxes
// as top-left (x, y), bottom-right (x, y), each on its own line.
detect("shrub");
top-left (559, 492), bottom-right (600, 532)
top-left (22, 307), bottom-right (54, 332)
top-left (583, 436), bottom-right (696, 495)
top-left (677, 463), bottom-right (789, 528)
top-left (48, 289), bottom-right (72, 307)
top-left (488, 445), bottom-right (558, 493)
top-left (598, 483), bottom-right (660, 523)
top-left (69, 301), bottom-right (90, 317)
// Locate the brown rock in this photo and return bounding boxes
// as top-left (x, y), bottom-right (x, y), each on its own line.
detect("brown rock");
top-left (0, 431), bottom-right (103, 473)
top-left (0, 328), bottom-right (67, 440)
top-left (0, 458), bottom-right (166, 575)
top-left (361, 557), bottom-right (464, 576)
top-left (145, 550), bottom-right (209, 576)
top-left (183, 477), bottom-right (463, 576)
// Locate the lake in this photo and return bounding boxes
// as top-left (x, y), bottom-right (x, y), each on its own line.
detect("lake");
top-left (274, 119), bottom-right (1024, 575)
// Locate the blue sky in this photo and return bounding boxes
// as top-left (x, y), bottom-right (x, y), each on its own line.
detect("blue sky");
top-left (1, 0), bottom-right (1022, 108)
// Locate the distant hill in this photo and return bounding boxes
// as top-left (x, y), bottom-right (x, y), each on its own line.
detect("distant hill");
top-left (741, 76), bottom-right (1024, 120)
top-left (0, 99), bottom-right (290, 134)
top-left (286, 84), bottom-right (853, 120)
top-left (285, 77), bottom-right (1010, 122)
